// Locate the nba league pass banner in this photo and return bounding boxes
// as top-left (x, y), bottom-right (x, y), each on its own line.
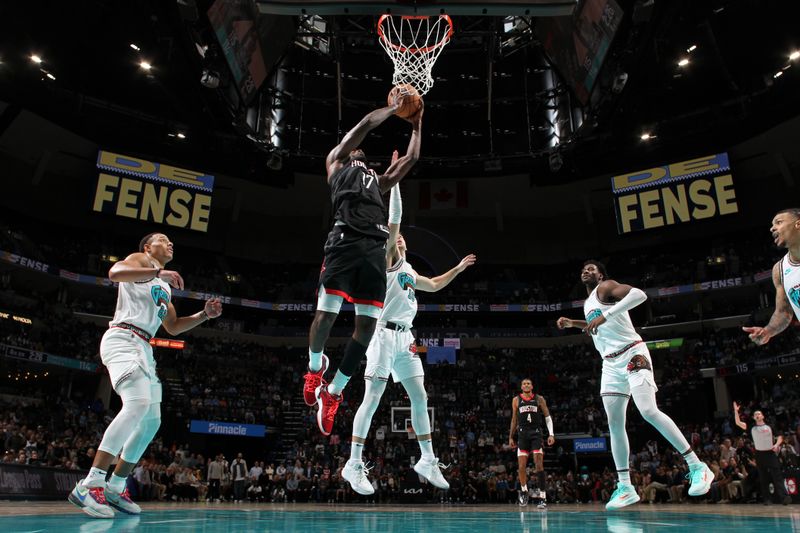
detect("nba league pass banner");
top-left (612, 153), bottom-right (738, 234)
top-left (190, 420), bottom-right (266, 438)
top-left (93, 150), bottom-right (214, 233)
top-left (0, 463), bottom-right (86, 500)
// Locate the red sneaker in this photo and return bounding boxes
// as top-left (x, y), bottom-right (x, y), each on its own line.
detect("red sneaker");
top-left (315, 384), bottom-right (342, 436)
top-left (303, 354), bottom-right (329, 406)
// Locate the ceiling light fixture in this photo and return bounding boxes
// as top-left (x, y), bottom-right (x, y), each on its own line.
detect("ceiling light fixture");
top-left (130, 43), bottom-right (141, 51)
top-left (176, 132), bottom-right (186, 139)
top-left (678, 58), bottom-right (690, 67)
top-left (790, 51), bottom-right (799, 61)
top-left (30, 54), bottom-right (42, 64)
top-left (139, 61), bottom-right (152, 71)
top-left (640, 133), bottom-right (653, 141)
top-left (687, 45), bottom-right (697, 53)
top-left (45, 73), bottom-right (55, 81)
top-left (774, 71), bottom-right (783, 79)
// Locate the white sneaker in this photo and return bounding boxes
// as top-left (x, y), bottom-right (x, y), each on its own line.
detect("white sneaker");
top-left (413, 457), bottom-right (450, 489)
top-left (105, 487), bottom-right (142, 514)
top-left (342, 459), bottom-right (375, 495)
top-left (68, 480), bottom-right (115, 519)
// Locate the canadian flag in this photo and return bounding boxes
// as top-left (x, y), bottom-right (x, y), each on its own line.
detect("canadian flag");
top-left (419, 181), bottom-right (468, 210)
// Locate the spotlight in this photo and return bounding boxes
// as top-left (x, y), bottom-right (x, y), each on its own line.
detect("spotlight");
top-left (139, 61), bottom-right (152, 71)
top-left (774, 71), bottom-right (783, 79)
top-left (678, 58), bottom-right (689, 67)
top-left (130, 43), bottom-right (141, 51)
top-left (200, 69), bottom-right (220, 89)
top-left (45, 72), bottom-right (55, 81)
top-left (790, 50), bottom-right (799, 61)
top-left (176, 132), bottom-right (186, 139)
top-left (30, 54), bottom-right (42, 64)
top-left (686, 45), bottom-right (697, 53)
top-left (640, 133), bottom-right (653, 140)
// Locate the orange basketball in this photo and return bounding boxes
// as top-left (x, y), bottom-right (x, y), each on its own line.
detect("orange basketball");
top-left (388, 84), bottom-right (422, 119)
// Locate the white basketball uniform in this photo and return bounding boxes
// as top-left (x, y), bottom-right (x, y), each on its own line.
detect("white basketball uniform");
top-left (780, 253), bottom-right (800, 320)
top-left (100, 264), bottom-right (171, 403)
top-left (365, 256), bottom-right (423, 383)
top-left (584, 286), bottom-right (656, 396)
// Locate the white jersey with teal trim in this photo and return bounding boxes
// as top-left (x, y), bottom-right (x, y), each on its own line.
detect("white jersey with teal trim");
top-left (379, 257), bottom-right (417, 328)
top-left (109, 266), bottom-right (172, 337)
top-left (781, 253), bottom-right (800, 320)
top-left (583, 285), bottom-right (642, 358)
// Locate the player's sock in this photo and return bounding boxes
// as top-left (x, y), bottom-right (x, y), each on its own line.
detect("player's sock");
top-left (418, 438), bottom-right (434, 460)
top-left (537, 471), bottom-right (546, 490)
top-left (681, 448), bottom-right (703, 469)
top-left (82, 467), bottom-right (108, 487)
top-left (107, 473), bottom-right (127, 493)
top-left (350, 441), bottom-right (364, 461)
top-left (520, 484), bottom-right (528, 492)
top-left (309, 349), bottom-right (324, 372)
top-left (617, 469), bottom-right (631, 485)
top-left (327, 371), bottom-right (349, 396)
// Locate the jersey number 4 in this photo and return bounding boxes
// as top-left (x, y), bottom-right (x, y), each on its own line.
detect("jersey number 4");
top-left (527, 414), bottom-right (532, 423)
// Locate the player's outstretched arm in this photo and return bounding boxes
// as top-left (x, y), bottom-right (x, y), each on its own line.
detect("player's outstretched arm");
top-left (325, 98), bottom-right (404, 178)
top-left (584, 280), bottom-right (647, 335)
top-left (385, 157), bottom-right (402, 267)
top-left (743, 261), bottom-right (793, 345)
top-left (378, 104), bottom-right (423, 193)
top-left (108, 253), bottom-right (184, 289)
top-left (415, 253), bottom-right (476, 293)
top-left (161, 297), bottom-right (223, 336)
top-left (556, 317), bottom-right (588, 330)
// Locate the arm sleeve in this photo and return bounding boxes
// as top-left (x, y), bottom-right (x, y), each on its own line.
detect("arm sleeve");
top-left (545, 416), bottom-right (554, 436)
top-left (388, 184), bottom-right (402, 224)
top-left (604, 287), bottom-right (647, 320)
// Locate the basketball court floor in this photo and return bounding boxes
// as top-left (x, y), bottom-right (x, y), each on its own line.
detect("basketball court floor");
top-left (0, 503), bottom-right (797, 532)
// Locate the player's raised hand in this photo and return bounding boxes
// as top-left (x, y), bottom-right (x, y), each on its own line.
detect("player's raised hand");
top-left (556, 317), bottom-right (573, 329)
top-left (204, 297), bottom-right (223, 319)
top-left (407, 98), bottom-right (424, 126)
top-left (732, 401), bottom-right (740, 413)
top-left (547, 435), bottom-right (555, 446)
top-left (742, 326), bottom-right (772, 345)
top-left (390, 91), bottom-right (406, 111)
top-left (158, 269), bottom-right (184, 290)
top-left (456, 254), bottom-right (476, 272)
top-left (391, 149), bottom-right (399, 165)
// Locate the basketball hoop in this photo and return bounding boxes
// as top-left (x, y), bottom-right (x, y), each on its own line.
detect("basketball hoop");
top-left (377, 14), bottom-right (453, 96)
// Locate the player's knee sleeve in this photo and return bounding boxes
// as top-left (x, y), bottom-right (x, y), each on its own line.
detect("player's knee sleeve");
top-left (97, 398), bottom-right (150, 456)
top-left (404, 377), bottom-right (431, 435)
top-left (121, 403), bottom-right (161, 464)
top-left (353, 379), bottom-right (386, 438)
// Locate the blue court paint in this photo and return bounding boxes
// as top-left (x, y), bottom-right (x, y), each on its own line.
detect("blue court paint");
top-left (0, 509), bottom-right (797, 533)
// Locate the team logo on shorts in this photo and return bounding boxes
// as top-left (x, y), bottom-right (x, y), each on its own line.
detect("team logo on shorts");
top-left (626, 354), bottom-right (652, 373)
top-left (409, 343), bottom-right (417, 355)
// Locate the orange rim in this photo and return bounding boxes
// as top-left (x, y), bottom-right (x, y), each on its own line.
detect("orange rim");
top-left (377, 14), bottom-right (453, 54)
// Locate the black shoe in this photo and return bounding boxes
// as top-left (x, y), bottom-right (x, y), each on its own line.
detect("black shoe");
top-left (518, 490), bottom-right (529, 507)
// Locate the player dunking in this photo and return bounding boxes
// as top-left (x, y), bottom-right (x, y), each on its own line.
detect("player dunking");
top-left (340, 183), bottom-right (476, 495)
top-left (68, 233), bottom-right (222, 518)
top-left (743, 208), bottom-right (800, 345)
top-left (303, 95), bottom-right (423, 436)
top-left (509, 378), bottom-right (554, 508)
top-left (557, 260), bottom-right (712, 510)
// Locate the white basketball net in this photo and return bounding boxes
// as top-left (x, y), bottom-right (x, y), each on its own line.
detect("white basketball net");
top-left (377, 15), bottom-right (453, 96)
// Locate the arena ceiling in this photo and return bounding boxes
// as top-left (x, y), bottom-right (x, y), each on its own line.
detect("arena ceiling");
top-left (0, 0), bottom-right (797, 185)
